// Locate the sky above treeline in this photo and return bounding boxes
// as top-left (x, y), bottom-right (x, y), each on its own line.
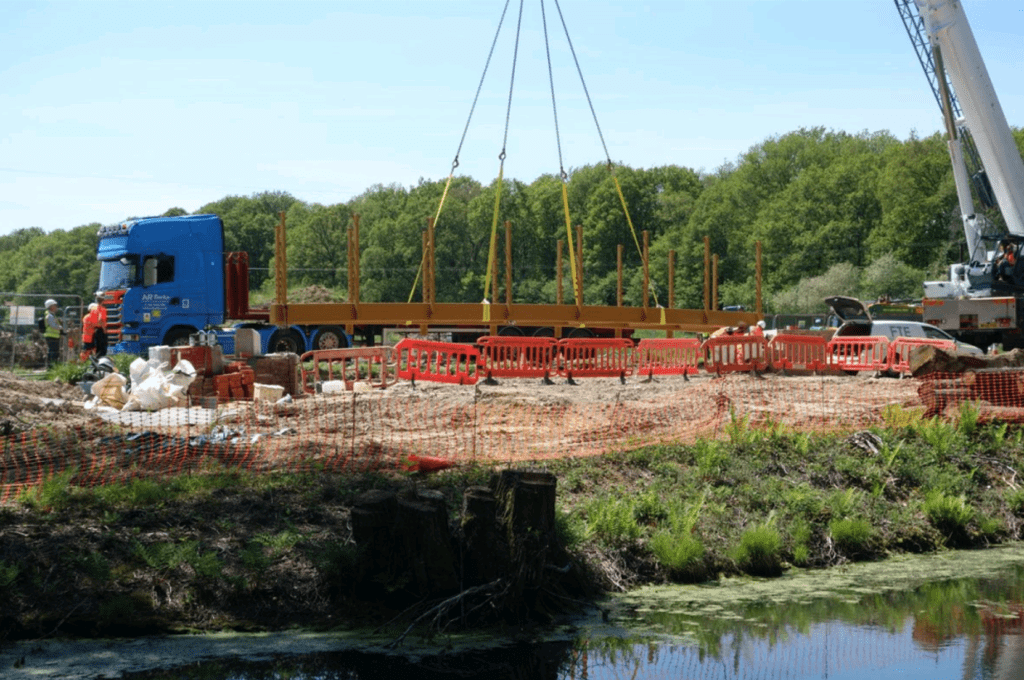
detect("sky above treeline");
top-left (1, 0), bottom-right (1022, 236)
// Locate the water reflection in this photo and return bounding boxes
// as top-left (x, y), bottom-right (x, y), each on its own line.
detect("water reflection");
top-left (7, 551), bottom-right (1024, 679)
top-left (593, 565), bottom-right (1024, 680)
top-left (117, 641), bottom-right (574, 680)
top-left (115, 570), bottom-right (1024, 680)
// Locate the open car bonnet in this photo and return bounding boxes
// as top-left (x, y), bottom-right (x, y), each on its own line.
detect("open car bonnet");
top-left (824, 296), bottom-right (871, 323)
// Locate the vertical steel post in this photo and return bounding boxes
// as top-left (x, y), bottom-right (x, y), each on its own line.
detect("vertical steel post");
top-left (274, 211), bottom-right (288, 326)
top-left (703, 236), bottom-right (711, 312)
top-left (575, 225), bottom-right (584, 311)
top-left (756, 241), bottom-right (763, 317)
top-left (556, 240), bottom-right (563, 306)
top-left (504, 221), bottom-right (512, 309)
top-left (353, 213), bottom-right (360, 306)
top-left (668, 250), bottom-right (676, 339)
top-left (616, 245), bottom-right (623, 307)
top-left (712, 254), bottom-right (719, 311)
top-left (642, 230), bottom-right (650, 311)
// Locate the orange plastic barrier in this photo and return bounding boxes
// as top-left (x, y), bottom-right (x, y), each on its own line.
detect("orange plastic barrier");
top-left (767, 334), bottom-right (828, 373)
top-left (299, 347), bottom-right (397, 394)
top-left (887, 337), bottom-right (955, 375)
top-left (556, 338), bottom-right (635, 382)
top-left (635, 338), bottom-right (700, 377)
top-left (394, 338), bottom-right (480, 385)
top-left (702, 335), bottom-right (768, 374)
top-left (476, 336), bottom-right (558, 380)
top-left (827, 336), bottom-right (890, 373)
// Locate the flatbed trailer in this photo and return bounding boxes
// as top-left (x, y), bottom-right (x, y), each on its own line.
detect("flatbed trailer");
top-left (265, 213), bottom-right (762, 342)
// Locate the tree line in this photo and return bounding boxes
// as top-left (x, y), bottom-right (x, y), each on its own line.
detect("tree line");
top-left (3, 125), bottom-right (1023, 316)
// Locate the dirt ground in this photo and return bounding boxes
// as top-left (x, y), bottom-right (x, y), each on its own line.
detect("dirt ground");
top-left (0, 367), bottom-right (917, 440)
top-left (0, 366), bottom-right (945, 642)
top-left (0, 372), bottom-right (92, 433)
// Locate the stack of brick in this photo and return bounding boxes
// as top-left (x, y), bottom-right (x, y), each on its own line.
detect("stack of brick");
top-left (169, 345), bottom-right (299, 405)
top-left (214, 361), bottom-right (256, 402)
top-left (172, 345), bottom-right (224, 403)
top-left (246, 353), bottom-right (300, 396)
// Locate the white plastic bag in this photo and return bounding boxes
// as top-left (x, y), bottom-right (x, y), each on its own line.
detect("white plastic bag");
top-left (122, 358), bottom-right (197, 411)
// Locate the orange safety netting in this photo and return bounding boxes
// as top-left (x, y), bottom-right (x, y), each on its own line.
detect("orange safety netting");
top-left (2, 370), bottom-right (1023, 504)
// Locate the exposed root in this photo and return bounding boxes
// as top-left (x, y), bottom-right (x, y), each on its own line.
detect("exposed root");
top-left (386, 578), bottom-right (507, 648)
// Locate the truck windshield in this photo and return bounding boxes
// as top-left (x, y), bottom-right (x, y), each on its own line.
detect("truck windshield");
top-left (98, 258), bottom-right (138, 290)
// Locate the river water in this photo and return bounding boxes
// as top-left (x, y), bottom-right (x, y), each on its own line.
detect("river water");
top-left (5, 545), bottom-right (1024, 679)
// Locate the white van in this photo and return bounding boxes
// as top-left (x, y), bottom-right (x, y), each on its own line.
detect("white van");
top-left (825, 296), bottom-right (983, 356)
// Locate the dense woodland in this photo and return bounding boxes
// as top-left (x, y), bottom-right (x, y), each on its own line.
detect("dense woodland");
top-left (3, 126), bottom-right (1024, 315)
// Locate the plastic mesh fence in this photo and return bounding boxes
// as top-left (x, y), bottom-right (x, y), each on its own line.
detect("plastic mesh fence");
top-left (2, 370), bottom-right (1022, 504)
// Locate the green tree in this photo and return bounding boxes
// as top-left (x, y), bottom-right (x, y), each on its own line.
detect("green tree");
top-left (285, 202), bottom-right (352, 291)
top-left (859, 253), bottom-right (926, 302)
top-left (771, 262), bottom-right (860, 314)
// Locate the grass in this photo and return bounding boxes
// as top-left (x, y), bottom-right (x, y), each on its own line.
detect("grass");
top-left (651, 531), bottom-right (706, 581)
top-left (43, 353), bottom-right (139, 384)
top-left (829, 518), bottom-right (875, 557)
top-left (731, 524), bottom-right (783, 577)
top-left (4, 411), bottom-right (1024, 633)
top-left (923, 491), bottom-right (975, 546)
top-left (542, 413), bottom-right (1024, 582)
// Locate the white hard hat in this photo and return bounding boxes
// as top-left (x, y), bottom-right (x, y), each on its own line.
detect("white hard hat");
top-left (45, 299), bottom-right (57, 308)
top-left (757, 320), bottom-right (766, 329)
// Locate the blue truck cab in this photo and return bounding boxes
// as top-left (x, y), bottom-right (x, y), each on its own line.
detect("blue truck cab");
top-left (96, 214), bottom-right (350, 356)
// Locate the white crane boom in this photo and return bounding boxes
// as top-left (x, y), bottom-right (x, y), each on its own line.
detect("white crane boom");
top-left (916, 0), bottom-right (1024, 237)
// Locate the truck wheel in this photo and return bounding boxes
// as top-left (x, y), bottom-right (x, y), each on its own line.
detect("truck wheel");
top-left (313, 326), bottom-right (349, 350)
top-left (268, 329), bottom-right (304, 354)
top-left (163, 327), bottom-right (195, 347)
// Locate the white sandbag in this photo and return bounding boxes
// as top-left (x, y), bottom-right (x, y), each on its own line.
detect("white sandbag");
top-left (91, 372), bottom-right (128, 409)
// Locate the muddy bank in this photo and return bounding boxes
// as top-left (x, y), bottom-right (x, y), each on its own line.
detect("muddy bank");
top-left (0, 466), bottom-right (595, 642)
top-left (2, 400), bottom-right (1024, 641)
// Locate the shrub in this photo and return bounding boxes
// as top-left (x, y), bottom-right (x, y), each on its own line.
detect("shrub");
top-left (44, 361), bottom-right (89, 384)
top-left (585, 496), bottom-right (641, 546)
top-left (731, 524), bottom-right (783, 577)
top-left (828, 518), bottom-right (875, 556)
top-left (789, 520), bottom-right (813, 567)
top-left (555, 508), bottom-right (587, 549)
top-left (651, 531), bottom-right (706, 582)
top-left (923, 491), bottom-right (974, 545)
top-left (18, 468), bottom-right (76, 512)
top-left (633, 490), bottom-right (668, 525)
top-left (1007, 488), bottom-right (1024, 516)
top-left (826, 488), bottom-right (863, 520)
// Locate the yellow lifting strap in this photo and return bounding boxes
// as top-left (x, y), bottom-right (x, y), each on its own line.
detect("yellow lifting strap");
top-left (610, 168), bottom-right (660, 308)
top-left (406, 173), bottom-right (456, 304)
top-left (485, 160), bottom-right (505, 309)
top-left (562, 181), bottom-right (580, 306)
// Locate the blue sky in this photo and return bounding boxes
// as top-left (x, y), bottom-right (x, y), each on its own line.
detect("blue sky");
top-left (1, 0), bottom-right (1021, 236)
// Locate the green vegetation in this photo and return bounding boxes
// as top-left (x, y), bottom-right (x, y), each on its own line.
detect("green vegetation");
top-left (731, 524), bottom-right (784, 577)
top-left (5, 127), bottom-right (1024, 315)
top-left (3, 412), bottom-right (1024, 636)
top-left (545, 413), bottom-right (1024, 582)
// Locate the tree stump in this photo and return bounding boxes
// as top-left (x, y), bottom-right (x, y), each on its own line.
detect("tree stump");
top-left (460, 485), bottom-right (508, 586)
top-left (395, 489), bottom-right (458, 596)
top-left (494, 470), bottom-right (558, 612)
top-left (350, 489), bottom-right (398, 584)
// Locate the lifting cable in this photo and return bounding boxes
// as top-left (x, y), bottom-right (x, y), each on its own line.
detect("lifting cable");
top-left (550, 0), bottom-right (659, 309)
top-left (541, 0), bottom-right (580, 307)
top-left (483, 0), bottom-right (525, 314)
top-left (408, 0), bottom-right (515, 304)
